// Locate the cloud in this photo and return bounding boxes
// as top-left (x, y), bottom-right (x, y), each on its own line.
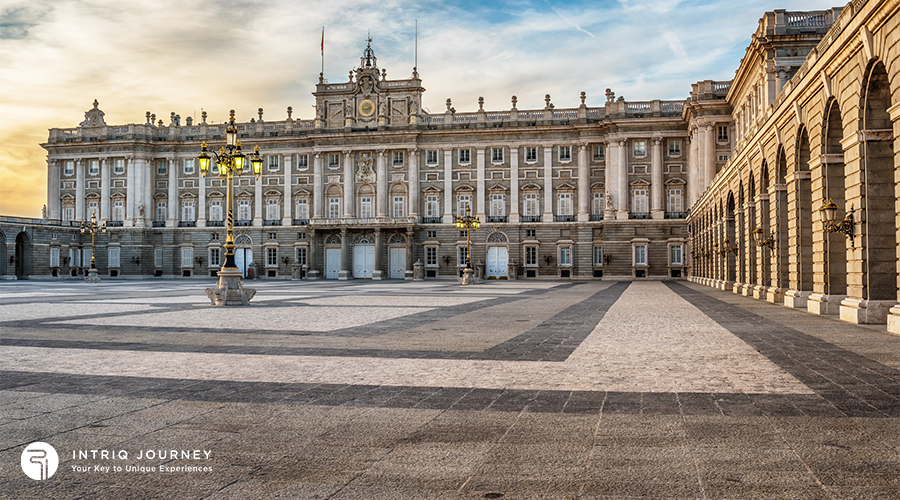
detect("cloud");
top-left (0, 3), bottom-right (52, 39)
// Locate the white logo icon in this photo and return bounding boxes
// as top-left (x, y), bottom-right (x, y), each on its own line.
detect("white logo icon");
top-left (21, 442), bottom-right (58, 480)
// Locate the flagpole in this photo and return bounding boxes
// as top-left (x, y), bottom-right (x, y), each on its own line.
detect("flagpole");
top-left (320, 26), bottom-right (325, 78)
top-left (414, 20), bottom-right (418, 71)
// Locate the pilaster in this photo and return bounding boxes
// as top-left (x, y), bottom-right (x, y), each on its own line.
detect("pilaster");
top-left (650, 137), bottom-right (663, 219)
top-left (343, 151), bottom-right (354, 219)
top-left (75, 159), bottom-right (85, 221)
top-left (100, 158), bottom-right (110, 221)
top-left (408, 148), bottom-right (419, 217)
top-left (376, 149), bottom-right (387, 217)
top-left (617, 139), bottom-right (628, 220)
top-left (476, 147), bottom-right (486, 218)
top-left (509, 147), bottom-right (519, 222)
top-left (313, 153), bottom-right (323, 218)
top-left (542, 146), bottom-right (553, 223)
top-left (577, 143), bottom-right (589, 221)
top-left (443, 149), bottom-right (453, 224)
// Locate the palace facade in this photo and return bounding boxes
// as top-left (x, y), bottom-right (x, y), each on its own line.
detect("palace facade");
top-left (3, 1), bottom-right (899, 332)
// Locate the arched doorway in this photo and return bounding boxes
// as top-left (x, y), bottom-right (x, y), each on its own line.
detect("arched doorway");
top-left (388, 233), bottom-right (407, 279)
top-left (234, 234), bottom-right (253, 278)
top-left (485, 231), bottom-right (509, 279)
top-left (822, 99), bottom-right (847, 297)
top-left (352, 233), bottom-right (375, 278)
top-left (15, 232), bottom-right (31, 280)
top-left (324, 234), bottom-right (342, 279)
top-left (793, 127), bottom-right (813, 294)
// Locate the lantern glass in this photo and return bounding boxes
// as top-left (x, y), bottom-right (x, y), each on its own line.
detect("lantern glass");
top-left (198, 154), bottom-right (210, 176)
top-left (819, 199), bottom-right (838, 225)
top-left (251, 156), bottom-right (263, 177)
top-left (233, 154), bottom-right (245, 172)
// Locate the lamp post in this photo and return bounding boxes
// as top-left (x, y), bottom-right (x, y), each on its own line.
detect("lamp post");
top-left (198, 110), bottom-right (263, 306)
top-left (454, 203), bottom-right (481, 284)
top-left (80, 210), bottom-right (106, 283)
top-left (819, 199), bottom-right (855, 248)
top-left (752, 226), bottom-right (775, 249)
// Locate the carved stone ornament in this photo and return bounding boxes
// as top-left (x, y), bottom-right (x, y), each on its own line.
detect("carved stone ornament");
top-left (356, 157), bottom-right (376, 184)
top-left (80, 99), bottom-right (107, 127)
top-left (606, 191), bottom-right (613, 210)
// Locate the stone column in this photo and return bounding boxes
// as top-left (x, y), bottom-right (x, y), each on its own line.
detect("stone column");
top-left (696, 127), bottom-right (707, 197)
top-left (253, 166), bottom-right (263, 226)
top-left (704, 125), bottom-right (716, 189)
top-left (198, 168), bottom-right (206, 227)
top-left (134, 157), bottom-right (145, 226)
top-left (282, 154), bottom-right (292, 226)
top-left (48, 160), bottom-right (61, 219)
top-left (577, 144), bottom-right (589, 221)
top-left (167, 157), bottom-right (178, 224)
top-left (542, 145), bottom-right (553, 222)
top-left (509, 146), bottom-right (519, 223)
top-left (343, 151), bottom-right (354, 219)
top-left (405, 227), bottom-right (415, 278)
top-left (689, 130), bottom-right (699, 205)
top-left (339, 228), bottom-right (350, 280)
top-left (308, 229), bottom-right (319, 278)
top-left (604, 140), bottom-right (616, 220)
top-left (313, 153), bottom-right (323, 218)
top-left (476, 148), bottom-right (486, 218)
top-left (617, 139), bottom-right (628, 220)
top-left (408, 148), bottom-right (419, 218)
top-left (443, 149), bottom-right (453, 224)
top-left (376, 149), bottom-right (387, 217)
top-left (142, 156), bottom-right (151, 227)
top-left (75, 159), bottom-right (85, 221)
top-left (373, 228), bottom-right (383, 280)
top-left (100, 159), bottom-right (110, 221)
top-left (651, 138), bottom-right (663, 219)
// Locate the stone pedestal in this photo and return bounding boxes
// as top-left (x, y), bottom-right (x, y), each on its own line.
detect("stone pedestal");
top-left (372, 270), bottom-right (384, 280)
top-left (807, 294), bottom-right (845, 315)
top-left (413, 260), bottom-right (424, 281)
top-left (291, 264), bottom-right (302, 280)
top-left (839, 298), bottom-right (894, 324)
top-left (459, 268), bottom-right (477, 285)
top-left (721, 281), bottom-right (734, 291)
top-left (732, 282), bottom-right (743, 294)
top-left (766, 288), bottom-right (784, 304)
top-left (752, 285), bottom-right (767, 300)
top-left (784, 290), bottom-right (812, 309)
top-left (507, 261), bottom-right (517, 280)
top-left (205, 268), bottom-right (256, 306)
top-left (741, 284), bottom-right (754, 296)
top-left (338, 270), bottom-right (350, 280)
top-left (307, 270), bottom-right (320, 280)
top-left (887, 305), bottom-right (900, 335)
top-left (85, 268), bottom-right (101, 283)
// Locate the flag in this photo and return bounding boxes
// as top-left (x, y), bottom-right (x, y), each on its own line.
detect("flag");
top-left (321, 27), bottom-right (324, 55)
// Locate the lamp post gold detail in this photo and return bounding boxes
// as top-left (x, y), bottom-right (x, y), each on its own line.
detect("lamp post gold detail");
top-left (752, 226), bottom-right (775, 249)
top-left (818, 199), bottom-right (856, 248)
top-left (454, 203), bottom-right (481, 284)
top-left (80, 210), bottom-right (107, 282)
top-left (199, 110), bottom-right (263, 305)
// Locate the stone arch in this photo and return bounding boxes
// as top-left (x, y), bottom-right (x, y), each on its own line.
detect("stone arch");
top-left (820, 98), bottom-right (847, 296)
top-left (324, 234), bottom-right (341, 245)
top-left (486, 231), bottom-right (508, 244)
top-left (234, 234), bottom-right (252, 247)
top-left (388, 233), bottom-right (406, 245)
top-left (15, 231), bottom-right (31, 280)
top-left (773, 146), bottom-right (789, 290)
top-left (725, 191), bottom-right (736, 282)
top-left (793, 126), bottom-right (813, 293)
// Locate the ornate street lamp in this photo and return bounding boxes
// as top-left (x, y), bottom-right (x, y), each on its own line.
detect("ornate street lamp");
top-left (719, 237), bottom-right (738, 256)
top-left (752, 226), bottom-right (775, 249)
top-left (454, 203), bottom-right (481, 284)
top-left (818, 199), bottom-right (855, 248)
top-left (80, 210), bottom-right (107, 282)
top-left (199, 110), bottom-right (264, 305)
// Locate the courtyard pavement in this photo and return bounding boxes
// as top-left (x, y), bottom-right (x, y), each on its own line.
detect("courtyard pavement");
top-left (0, 279), bottom-right (898, 499)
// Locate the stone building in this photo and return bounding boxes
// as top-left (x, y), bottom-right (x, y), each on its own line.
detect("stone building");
top-left (686, 1), bottom-right (900, 334)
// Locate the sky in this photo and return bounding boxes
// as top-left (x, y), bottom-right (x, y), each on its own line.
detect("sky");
top-left (0, 0), bottom-right (834, 217)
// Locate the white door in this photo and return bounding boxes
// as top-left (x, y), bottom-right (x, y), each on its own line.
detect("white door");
top-left (235, 248), bottom-right (253, 278)
top-left (389, 247), bottom-right (406, 279)
top-left (326, 248), bottom-right (341, 279)
top-left (353, 245), bottom-right (375, 278)
top-left (486, 247), bottom-right (508, 279)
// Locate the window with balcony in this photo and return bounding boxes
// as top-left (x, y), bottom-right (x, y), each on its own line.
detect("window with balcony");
top-left (112, 200), bottom-right (124, 222)
top-left (717, 125), bottom-right (729, 143)
top-left (328, 197), bottom-right (341, 219)
top-left (182, 200), bottom-right (195, 221)
top-left (490, 194), bottom-right (505, 218)
top-left (157, 160), bottom-right (166, 175)
top-left (328, 153), bottom-right (340, 169)
top-left (457, 194), bottom-right (471, 216)
top-left (359, 197), bottom-right (374, 218)
top-left (632, 189), bottom-right (648, 214)
top-left (425, 195), bottom-right (439, 218)
top-left (392, 196), bottom-right (405, 218)
top-left (667, 188), bottom-right (683, 214)
top-left (156, 202), bottom-right (167, 222)
top-left (237, 199), bottom-right (251, 221)
top-left (266, 199), bottom-right (279, 220)
top-left (295, 199), bottom-right (309, 220)
top-left (558, 193), bottom-right (573, 216)
top-left (524, 193), bottom-right (539, 217)
top-left (209, 200), bottom-right (223, 222)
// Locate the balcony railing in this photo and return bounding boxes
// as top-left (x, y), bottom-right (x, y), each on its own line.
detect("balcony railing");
top-left (178, 221), bottom-right (196, 227)
top-left (263, 219), bottom-right (282, 226)
top-left (665, 212), bottom-right (687, 219)
top-left (590, 213), bottom-right (604, 221)
top-left (235, 220), bottom-right (253, 226)
top-left (554, 215), bottom-right (575, 222)
top-left (106, 220), bottom-right (124, 227)
top-left (521, 216), bottom-right (542, 222)
top-left (487, 216), bottom-right (508, 223)
top-left (292, 218), bottom-right (309, 226)
top-left (421, 217), bottom-right (443, 224)
top-left (629, 212), bottom-right (651, 220)
top-left (207, 220), bottom-right (224, 227)
top-left (309, 216), bottom-right (418, 227)
top-left (152, 221), bottom-right (166, 227)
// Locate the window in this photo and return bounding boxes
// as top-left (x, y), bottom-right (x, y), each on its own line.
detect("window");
top-left (211, 160), bottom-right (219, 174)
top-left (359, 197), bottom-right (374, 218)
top-left (717, 154), bottom-right (731, 162)
top-left (295, 199), bottom-right (309, 220)
top-left (525, 147), bottom-right (537, 162)
top-left (426, 247), bottom-right (437, 266)
top-left (490, 194), bottom-right (504, 216)
top-left (558, 246), bottom-right (572, 266)
top-left (267, 248), bottom-right (277, 267)
top-left (296, 154), bottom-right (308, 170)
top-left (667, 189), bottom-right (683, 213)
top-left (592, 193), bottom-right (603, 215)
top-left (425, 195), bottom-right (439, 218)
top-left (63, 207), bottom-right (75, 222)
top-left (593, 145), bottom-right (605, 160)
top-left (329, 153), bottom-right (340, 169)
top-left (50, 247), bottom-right (60, 267)
top-left (457, 194), bottom-right (471, 216)
top-left (525, 246), bottom-right (538, 266)
top-left (83, 248), bottom-right (92, 266)
top-left (392, 151), bottom-right (404, 165)
top-left (593, 246), bottom-right (604, 266)
top-left (209, 248), bottom-right (221, 267)
top-left (632, 189), bottom-right (648, 213)
top-left (524, 193), bottom-right (539, 216)
top-left (182, 199), bottom-right (195, 221)
top-left (633, 140), bottom-right (646, 157)
top-left (237, 199), bottom-right (251, 220)
top-left (328, 197), bottom-right (341, 218)
top-left (114, 159), bottom-right (125, 175)
top-left (267, 155), bottom-right (279, 171)
top-left (717, 125), bottom-right (729, 142)
top-left (526, 229), bottom-right (536, 238)
top-left (87, 200), bottom-right (99, 217)
top-left (392, 196), bottom-right (405, 218)
top-left (157, 160), bottom-right (166, 175)
top-left (184, 159), bottom-right (195, 174)
top-left (64, 160), bottom-right (74, 176)
top-left (108, 247), bottom-right (120, 268)
top-left (181, 247), bottom-right (193, 267)
top-left (209, 200), bottom-right (222, 221)
top-left (265, 199), bottom-right (279, 220)
top-left (491, 147), bottom-right (503, 163)
top-left (670, 244), bottom-right (683, 266)
top-left (426, 150), bottom-right (438, 165)
top-left (211, 233), bottom-right (219, 240)
top-left (668, 140), bottom-right (682, 156)
top-left (634, 245), bottom-right (647, 266)
top-left (559, 146), bottom-right (571, 162)
top-left (458, 149), bottom-right (470, 164)
top-left (426, 230), bottom-right (436, 239)
top-left (156, 202), bottom-right (166, 221)
top-left (89, 160), bottom-right (99, 175)
top-left (558, 193), bottom-right (573, 216)
top-left (457, 246), bottom-right (468, 266)
top-left (154, 248), bottom-right (163, 267)
top-left (296, 247), bottom-right (307, 266)
top-left (112, 200), bottom-right (124, 221)
top-left (71, 247), bottom-right (80, 267)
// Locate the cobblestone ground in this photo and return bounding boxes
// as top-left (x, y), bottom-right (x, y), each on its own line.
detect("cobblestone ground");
top-left (0, 279), bottom-right (897, 499)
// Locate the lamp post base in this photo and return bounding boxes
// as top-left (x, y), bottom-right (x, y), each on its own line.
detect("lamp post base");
top-left (205, 268), bottom-right (256, 306)
top-left (85, 268), bottom-right (101, 283)
top-left (458, 268), bottom-right (477, 285)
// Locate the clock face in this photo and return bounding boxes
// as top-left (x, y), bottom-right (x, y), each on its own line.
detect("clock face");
top-left (358, 99), bottom-right (375, 117)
